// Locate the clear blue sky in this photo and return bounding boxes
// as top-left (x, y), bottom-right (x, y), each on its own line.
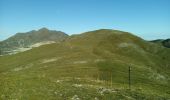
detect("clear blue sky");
top-left (0, 0), bottom-right (170, 40)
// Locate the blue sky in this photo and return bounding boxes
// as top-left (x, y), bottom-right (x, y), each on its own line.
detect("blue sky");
top-left (0, 0), bottom-right (170, 40)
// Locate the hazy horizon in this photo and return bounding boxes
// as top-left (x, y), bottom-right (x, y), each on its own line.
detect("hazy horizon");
top-left (0, 0), bottom-right (170, 41)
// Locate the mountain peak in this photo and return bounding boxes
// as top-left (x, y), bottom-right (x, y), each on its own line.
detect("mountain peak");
top-left (38, 27), bottom-right (49, 31)
top-left (0, 28), bottom-right (68, 55)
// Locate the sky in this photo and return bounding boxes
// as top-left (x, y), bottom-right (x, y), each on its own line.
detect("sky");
top-left (0, 0), bottom-right (170, 41)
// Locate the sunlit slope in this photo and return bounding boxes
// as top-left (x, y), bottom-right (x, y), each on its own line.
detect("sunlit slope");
top-left (0, 29), bottom-right (169, 99)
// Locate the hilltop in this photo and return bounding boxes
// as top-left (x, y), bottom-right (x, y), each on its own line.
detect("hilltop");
top-left (0, 28), bottom-right (68, 55)
top-left (0, 29), bottom-right (169, 99)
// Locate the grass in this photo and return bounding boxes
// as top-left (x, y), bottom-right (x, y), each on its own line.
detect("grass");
top-left (0, 29), bottom-right (170, 99)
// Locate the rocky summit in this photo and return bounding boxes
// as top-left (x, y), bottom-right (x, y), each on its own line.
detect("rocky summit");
top-left (0, 28), bottom-right (68, 55)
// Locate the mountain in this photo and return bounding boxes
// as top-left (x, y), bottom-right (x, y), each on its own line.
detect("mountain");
top-left (0, 29), bottom-right (169, 99)
top-left (0, 28), bottom-right (68, 55)
top-left (151, 39), bottom-right (170, 48)
top-left (162, 39), bottom-right (170, 48)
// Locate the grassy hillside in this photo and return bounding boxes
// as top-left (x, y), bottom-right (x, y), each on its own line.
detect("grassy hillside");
top-left (0, 29), bottom-right (170, 99)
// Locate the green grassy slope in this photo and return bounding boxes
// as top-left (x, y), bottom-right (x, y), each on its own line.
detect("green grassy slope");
top-left (0, 29), bottom-right (170, 100)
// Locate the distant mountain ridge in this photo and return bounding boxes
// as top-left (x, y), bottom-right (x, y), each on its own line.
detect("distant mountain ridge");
top-left (151, 39), bottom-right (170, 48)
top-left (0, 28), bottom-right (68, 55)
top-left (1, 28), bottom-right (169, 56)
